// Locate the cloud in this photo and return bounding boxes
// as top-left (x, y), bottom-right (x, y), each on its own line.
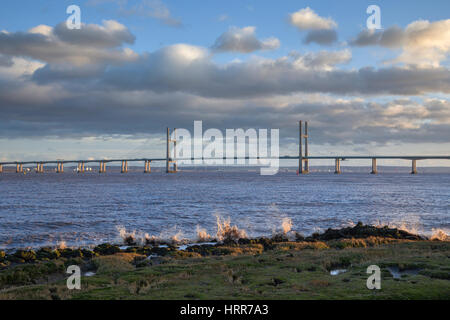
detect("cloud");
top-left (290, 49), bottom-right (351, 70)
top-left (351, 19), bottom-right (450, 67)
top-left (303, 29), bottom-right (338, 45)
top-left (0, 54), bottom-right (13, 67)
top-left (0, 21), bottom-right (449, 150)
top-left (0, 20), bottom-right (137, 66)
top-left (218, 14), bottom-right (229, 22)
top-left (98, 47), bottom-right (450, 97)
top-left (289, 7), bottom-right (337, 31)
top-left (211, 26), bottom-right (280, 53)
top-left (1, 77), bottom-right (449, 147)
top-left (53, 20), bottom-right (135, 48)
top-left (118, 0), bottom-right (182, 27)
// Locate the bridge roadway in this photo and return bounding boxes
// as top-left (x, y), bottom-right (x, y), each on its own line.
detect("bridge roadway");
top-left (1, 155), bottom-right (450, 166)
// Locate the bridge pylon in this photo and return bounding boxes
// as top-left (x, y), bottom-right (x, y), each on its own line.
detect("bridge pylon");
top-left (298, 121), bottom-right (309, 174)
top-left (166, 128), bottom-right (178, 173)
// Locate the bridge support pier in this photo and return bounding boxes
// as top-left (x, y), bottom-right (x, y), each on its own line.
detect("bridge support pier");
top-left (77, 162), bottom-right (85, 173)
top-left (411, 159), bottom-right (418, 174)
top-left (121, 160), bottom-right (128, 173)
top-left (144, 160), bottom-right (151, 173)
top-left (57, 162), bottom-right (64, 173)
top-left (99, 162), bottom-right (106, 173)
top-left (334, 158), bottom-right (341, 174)
top-left (16, 163), bottom-right (23, 173)
top-left (371, 158), bottom-right (377, 174)
top-left (0, 164), bottom-right (3, 173)
top-left (36, 163), bottom-right (44, 173)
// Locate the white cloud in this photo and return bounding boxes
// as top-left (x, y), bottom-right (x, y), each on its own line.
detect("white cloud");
top-left (212, 26), bottom-right (280, 53)
top-left (351, 19), bottom-right (450, 67)
top-left (289, 7), bottom-right (337, 31)
top-left (290, 49), bottom-right (351, 70)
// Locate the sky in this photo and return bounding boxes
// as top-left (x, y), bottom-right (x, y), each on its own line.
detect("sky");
top-left (0, 0), bottom-right (449, 166)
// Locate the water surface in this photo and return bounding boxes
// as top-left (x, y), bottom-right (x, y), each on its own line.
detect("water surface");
top-left (1, 171), bottom-right (449, 249)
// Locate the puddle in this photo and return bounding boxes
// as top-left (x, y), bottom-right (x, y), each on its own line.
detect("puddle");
top-left (83, 271), bottom-right (96, 277)
top-left (178, 242), bottom-right (217, 251)
top-left (387, 266), bottom-right (420, 279)
top-left (330, 269), bottom-right (347, 276)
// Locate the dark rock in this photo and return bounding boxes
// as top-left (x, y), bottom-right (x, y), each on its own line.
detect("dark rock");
top-left (295, 233), bottom-right (305, 241)
top-left (150, 246), bottom-right (172, 256)
top-left (256, 238), bottom-right (274, 250)
top-left (13, 250), bottom-right (37, 262)
top-left (135, 246), bottom-right (152, 256)
top-left (310, 222), bottom-right (425, 241)
top-left (186, 244), bottom-right (217, 256)
top-left (36, 248), bottom-right (60, 260)
top-left (93, 243), bottom-right (121, 255)
top-left (238, 238), bottom-right (251, 245)
top-left (59, 248), bottom-right (83, 258)
top-left (80, 249), bottom-right (97, 259)
top-left (123, 236), bottom-right (136, 246)
top-left (271, 233), bottom-right (289, 243)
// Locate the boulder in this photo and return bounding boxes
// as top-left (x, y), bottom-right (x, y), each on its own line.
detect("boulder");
top-left (93, 243), bottom-right (121, 255)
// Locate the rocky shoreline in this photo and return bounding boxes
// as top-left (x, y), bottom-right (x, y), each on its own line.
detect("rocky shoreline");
top-left (0, 222), bottom-right (449, 300)
top-left (0, 222), bottom-right (435, 267)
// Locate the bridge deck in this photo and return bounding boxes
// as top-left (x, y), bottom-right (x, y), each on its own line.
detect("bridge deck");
top-left (1, 156), bottom-right (450, 165)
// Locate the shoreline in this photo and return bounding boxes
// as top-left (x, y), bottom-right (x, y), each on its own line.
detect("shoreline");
top-left (1, 221), bottom-right (441, 254)
top-left (1, 223), bottom-right (449, 300)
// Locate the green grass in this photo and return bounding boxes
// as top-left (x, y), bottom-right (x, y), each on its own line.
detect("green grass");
top-left (0, 240), bottom-right (449, 300)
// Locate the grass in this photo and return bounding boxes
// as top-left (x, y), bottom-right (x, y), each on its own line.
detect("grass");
top-left (0, 240), bottom-right (449, 300)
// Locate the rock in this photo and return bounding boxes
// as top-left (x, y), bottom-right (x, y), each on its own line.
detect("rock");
top-left (0, 250), bottom-right (5, 260)
top-left (238, 238), bottom-right (251, 245)
top-left (256, 238), bottom-right (274, 250)
top-left (81, 249), bottom-right (98, 259)
top-left (59, 248), bottom-right (83, 258)
top-left (310, 222), bottom-right (425, 241)
top-left (150, 246), bottom-right (172, 256)
top-left (36, 247), bottom-right (60, 260)
top-left (135, 246), bottom-right (152, 256)
top-left (271, 233), bottom-right (289, 243)
top-left (186, 244), bottom-right (217, 256)
top-left (295, 233), bottom-right (305, 241)
top-left (93, 243), bottom-right (121, 255)
top-left (13, 250), bottom-right (37, 262)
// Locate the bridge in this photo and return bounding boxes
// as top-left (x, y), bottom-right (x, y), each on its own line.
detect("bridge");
top-left (0, 122), bottom-right (449, 174)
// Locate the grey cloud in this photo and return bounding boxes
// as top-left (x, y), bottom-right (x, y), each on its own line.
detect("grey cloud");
top-left (0, 54), bottom-right (13, 67)
top-left (0, 21), bottom-right (137, 66)
top-left (24, 41), bottom-right (450, 97)
top-left (350, 26), bottom-right (404, 47)
top-left (212, 26), bottom-right (280, 53)
top-left (304, 29), bottom-right (337, 45)
top-left (1, 79), bottom-right (449, 148)
top-left (99, 48), bottom-right (450, 97)
top-left (53, 21), bottom-right (135, 48)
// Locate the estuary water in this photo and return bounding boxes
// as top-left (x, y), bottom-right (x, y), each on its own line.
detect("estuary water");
top-left (0, 171), bottom-right (449, 249)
